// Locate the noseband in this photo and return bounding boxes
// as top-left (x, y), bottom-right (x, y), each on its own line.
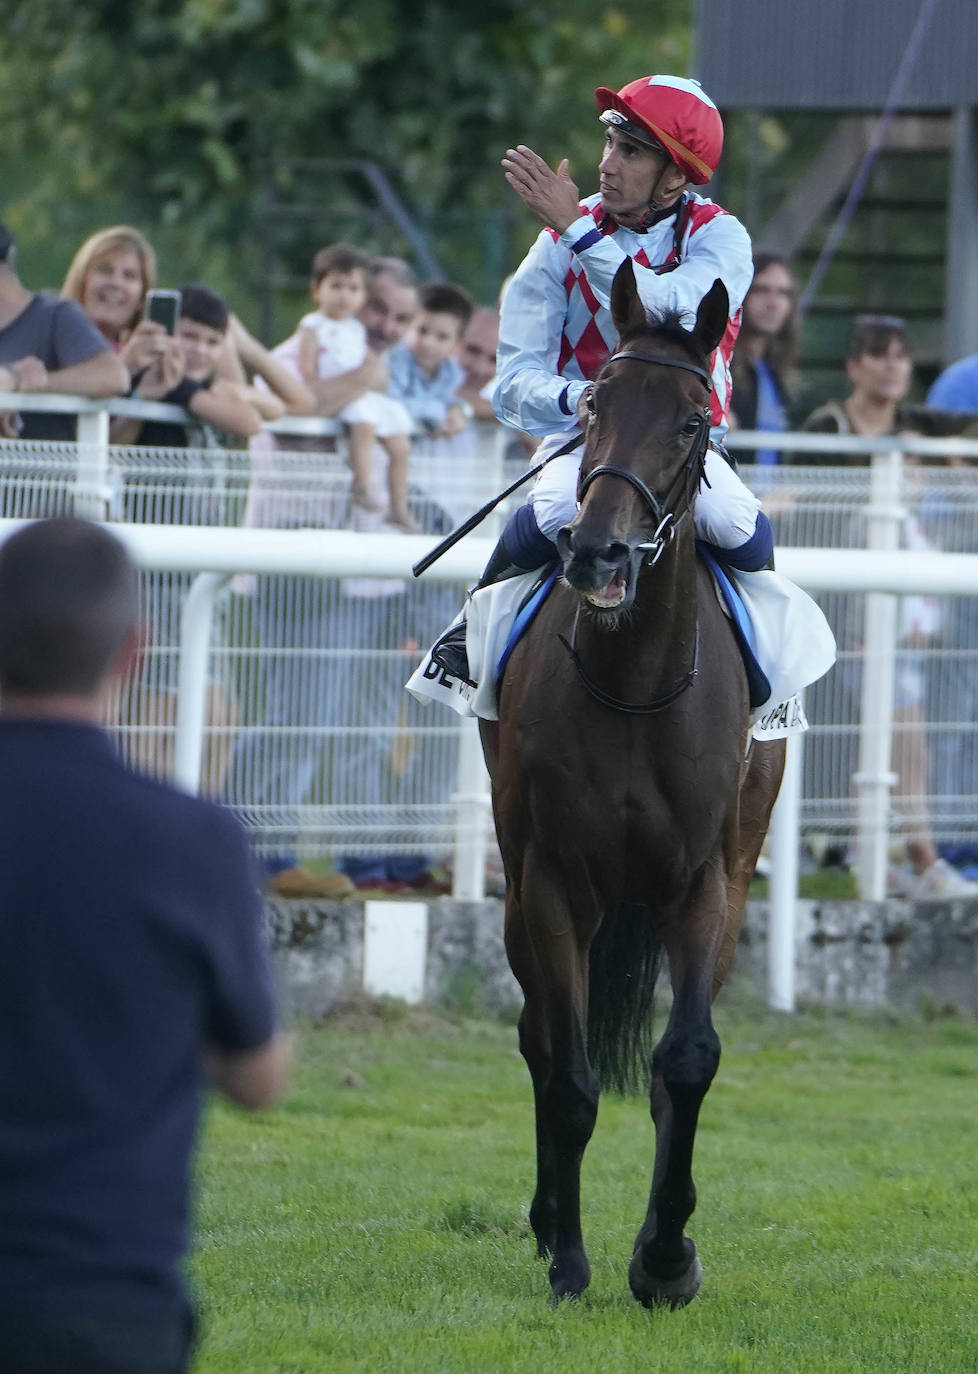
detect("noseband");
top-left (577, 349), bottom-right (713, 565)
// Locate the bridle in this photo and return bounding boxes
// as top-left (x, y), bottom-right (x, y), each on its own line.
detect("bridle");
top-left (576, 349), bottom-right (713, 567)
top-left (560, 347), bottom-right (713, 713)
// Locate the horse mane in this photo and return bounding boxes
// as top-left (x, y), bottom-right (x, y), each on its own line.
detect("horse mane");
top-left (620, 307), bottom-right (710, 373)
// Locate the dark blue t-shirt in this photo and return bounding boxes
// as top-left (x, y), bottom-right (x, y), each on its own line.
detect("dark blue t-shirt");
top-left (0, 720), bottom-right (278, 1316)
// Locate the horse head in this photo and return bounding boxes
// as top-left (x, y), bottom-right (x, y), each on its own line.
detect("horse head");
top-left (555, 260), bottom-right (729, 613)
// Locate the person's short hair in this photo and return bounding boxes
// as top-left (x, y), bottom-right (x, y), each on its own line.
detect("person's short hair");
top-left (418, 282), bottom-right (474, 331)
top-left (178, 282), bottom-right (229, 333)
top-left (309, 243), bottom-right (370, 286)
top-left (0, 221), bottom-right (15, 266)
top-left (0, 519), bottom-right (139, 696)
top-left (848, 314), bottom-right (909, 361)
top-left (368, 255), bottom-right (417, 288)
top-left (60, 226), bottom-right (157, 322)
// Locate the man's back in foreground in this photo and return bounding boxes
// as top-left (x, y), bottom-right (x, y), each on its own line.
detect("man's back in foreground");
top-left (0, 518), bottom-right (288, 1374)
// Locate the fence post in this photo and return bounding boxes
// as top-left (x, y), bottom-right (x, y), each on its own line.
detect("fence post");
top-left (451, 716), bottom-right (492, 899)
top-left (853, 447), bottom-right (902, 899)
top-left (174, 572), bottom-right (229, 794)
top-left (767, 717), bottom-right (804, 1012)
top-left (73, 406), bottom-right (112, 520)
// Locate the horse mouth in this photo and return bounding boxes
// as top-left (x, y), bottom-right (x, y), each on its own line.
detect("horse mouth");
top-left (583, 567), bottom-right (629, 609)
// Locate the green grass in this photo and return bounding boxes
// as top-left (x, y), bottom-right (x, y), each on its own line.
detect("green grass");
top-left (192, 996), bottom-right (978, 1373)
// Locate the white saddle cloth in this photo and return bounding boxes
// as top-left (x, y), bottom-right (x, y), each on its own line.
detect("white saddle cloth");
top-left (405, 566), bottom-right (837, 739)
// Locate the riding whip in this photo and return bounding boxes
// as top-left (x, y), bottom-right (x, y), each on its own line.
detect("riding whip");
top-left (411, 433), bottom-right (584, 578)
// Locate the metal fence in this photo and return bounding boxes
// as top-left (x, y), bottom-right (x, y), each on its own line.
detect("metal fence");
top-left (2, 400), bottom-right (977, 892)
top-left (728, 433), bottom-right (978, 881)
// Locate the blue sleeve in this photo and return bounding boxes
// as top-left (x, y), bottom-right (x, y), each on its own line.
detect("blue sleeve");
top-left (388, 349), bottom-right (462, 429)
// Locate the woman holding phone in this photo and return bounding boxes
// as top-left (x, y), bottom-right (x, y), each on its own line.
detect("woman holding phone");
top-left (60, 225), bottom-right (167, 375)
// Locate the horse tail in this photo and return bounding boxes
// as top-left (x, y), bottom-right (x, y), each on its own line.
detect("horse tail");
top-left (587, 903), bottom-right (663, 1095)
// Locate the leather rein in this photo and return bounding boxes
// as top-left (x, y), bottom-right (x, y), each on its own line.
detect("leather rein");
top-left (561, 347), bottom-right (712, 714)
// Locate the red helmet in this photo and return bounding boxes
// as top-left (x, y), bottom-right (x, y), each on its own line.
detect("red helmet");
top-left (594, 75), bottom-right (723, 186)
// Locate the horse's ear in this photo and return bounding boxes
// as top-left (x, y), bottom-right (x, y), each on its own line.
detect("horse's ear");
top-left (693, 279), bottom-right (730, 356)
top-left (610, 258), bottom-right (648, 340)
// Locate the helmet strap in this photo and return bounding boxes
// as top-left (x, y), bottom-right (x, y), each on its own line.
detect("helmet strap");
top-left (638, 165), bottom-right (686, 231)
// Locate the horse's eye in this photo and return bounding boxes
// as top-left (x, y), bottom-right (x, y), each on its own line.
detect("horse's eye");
top-left (682, 414), bottom-right (703, 438)
top-left (584, 388), bottom-right (597, 417)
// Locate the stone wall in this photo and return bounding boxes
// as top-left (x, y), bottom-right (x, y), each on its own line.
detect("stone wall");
top-left (266, 894), bottom-right (978, 1020)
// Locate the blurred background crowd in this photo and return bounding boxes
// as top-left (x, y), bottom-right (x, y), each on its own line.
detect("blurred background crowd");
top-left (2, 0), bottom-right (978, 901)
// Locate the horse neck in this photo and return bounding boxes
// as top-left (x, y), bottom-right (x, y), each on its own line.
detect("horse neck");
top-left (574, 523), bottom-right (699, 692)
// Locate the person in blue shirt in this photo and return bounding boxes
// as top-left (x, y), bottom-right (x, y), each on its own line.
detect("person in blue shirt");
top-left (927, 351), bottom-right (978, 412)
top-left (387, 281), bottom-right (475, 439)
top-left (0, 517), bottom-right (289, 1373)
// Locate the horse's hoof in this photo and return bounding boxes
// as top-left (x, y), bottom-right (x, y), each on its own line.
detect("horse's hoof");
top-left (628, 1238), bottom-right (702, 1310)
top-left (549, 1254), bottom-right (590, 1303)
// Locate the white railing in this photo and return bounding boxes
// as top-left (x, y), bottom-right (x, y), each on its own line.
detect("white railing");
top-left (3, 401), bottom-right (978, 1012)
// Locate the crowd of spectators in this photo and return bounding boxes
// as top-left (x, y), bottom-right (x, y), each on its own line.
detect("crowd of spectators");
top-left (1, 213), bottom-right (977, 897)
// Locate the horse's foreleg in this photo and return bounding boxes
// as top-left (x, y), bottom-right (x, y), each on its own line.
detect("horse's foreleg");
top-left (508, 885), bottom-right (598, 1302)
top-left (629, 888), bottom-right (724, 1309)
top-left (506, 908), bottom-right (557, 1259)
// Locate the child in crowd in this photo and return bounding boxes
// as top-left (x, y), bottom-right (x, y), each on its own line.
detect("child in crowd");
top-left (118, 283), bottom-right (266, 446)
top-left (296, 244), bottom-right (416, 529)
top-left (387, 282), bottom-right (474, 436)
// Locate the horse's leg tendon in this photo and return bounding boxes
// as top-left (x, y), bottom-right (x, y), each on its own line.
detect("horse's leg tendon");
top-left (629, 901), bottom-right (723, 1309)
top-left (508, 885), bottom-right (598, 1302)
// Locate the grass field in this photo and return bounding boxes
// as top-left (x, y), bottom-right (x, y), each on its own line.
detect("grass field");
top-left (191, 994), bottom-right (978, 1373)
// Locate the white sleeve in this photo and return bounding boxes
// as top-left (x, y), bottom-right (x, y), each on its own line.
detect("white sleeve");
top-left (492, 230), bottom-right (586, 437)
top-left (563, 210), bottom-right (754, 327)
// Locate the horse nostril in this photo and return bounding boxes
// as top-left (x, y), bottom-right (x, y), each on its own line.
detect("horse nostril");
top-left (605, 541), bottom-right (630, 566)
top-left (555, 526), bottom-right (575, 561)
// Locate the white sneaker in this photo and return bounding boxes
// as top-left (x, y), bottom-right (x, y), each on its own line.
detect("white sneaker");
top-left (909, 858), bottom-right (978, 900)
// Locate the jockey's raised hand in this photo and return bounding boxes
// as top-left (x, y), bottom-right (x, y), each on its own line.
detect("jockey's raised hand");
top-left (501, 146), bottom-right (581, 234)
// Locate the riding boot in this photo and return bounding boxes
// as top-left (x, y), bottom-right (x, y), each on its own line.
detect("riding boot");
top-left (429, 535), bottom-right (526, 685)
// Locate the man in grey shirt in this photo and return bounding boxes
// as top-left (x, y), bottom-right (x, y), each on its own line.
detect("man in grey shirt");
top-left (0, 220), bottom-right (127, 441)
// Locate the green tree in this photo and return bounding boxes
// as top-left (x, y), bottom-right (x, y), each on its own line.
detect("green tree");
top-left (0, 1), bottom-right (690, 317)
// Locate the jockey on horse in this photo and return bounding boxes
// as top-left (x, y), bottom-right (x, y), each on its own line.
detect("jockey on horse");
top-left (431, 74), bottom-right (774, 687)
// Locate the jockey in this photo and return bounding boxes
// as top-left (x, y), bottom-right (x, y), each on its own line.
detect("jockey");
top-left (432, 74), bottom-right (774, 684)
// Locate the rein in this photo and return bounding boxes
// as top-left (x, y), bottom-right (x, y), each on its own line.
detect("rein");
top-left (564, 347), bottom-right (711, 713)
top-left (559, 613), bottom-right (699, 714)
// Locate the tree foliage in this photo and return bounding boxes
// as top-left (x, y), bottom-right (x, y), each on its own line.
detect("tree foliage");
top-left (0, 1), bottom-right (690, 307)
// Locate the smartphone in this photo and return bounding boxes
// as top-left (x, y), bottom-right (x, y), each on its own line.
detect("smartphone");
top-left (145, 289), bottom-right (181, 335)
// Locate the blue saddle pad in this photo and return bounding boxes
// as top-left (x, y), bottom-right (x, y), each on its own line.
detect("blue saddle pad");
top-left (496, 566), bottom-right (560, 681)
top-left (696, 544), bottom-right (772, 709)
top-left (494, 554), bottom-right (771, 710)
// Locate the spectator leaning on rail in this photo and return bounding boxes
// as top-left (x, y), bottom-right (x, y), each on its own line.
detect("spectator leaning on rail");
top-left (431, 74), bottom-right (771, 683)
top-left (387, 281), bottom-right (475, 439)
top-left (225, 256), bottom-right (424, 902)
top-left (114, 283), bottom-right (266, 448)
top-left (0, 517), bottom-right (288, 1374)
top-left (294, 244), bottom-right (416, 529)
top-left (0, 220), bottom-right (128, 442)
top-left (111, 284), bottom-right (270, 793)
top-left (60, 224), bottom-right (160, 378)
top-left (458, 305), bottom-right (500, 421)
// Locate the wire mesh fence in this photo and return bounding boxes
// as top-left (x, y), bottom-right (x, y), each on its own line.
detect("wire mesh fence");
top-left (2, 423), bottom-right (977, 874)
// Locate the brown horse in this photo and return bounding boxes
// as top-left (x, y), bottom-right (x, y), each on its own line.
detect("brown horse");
top-left (479, 261), bottom-right (786, 1307)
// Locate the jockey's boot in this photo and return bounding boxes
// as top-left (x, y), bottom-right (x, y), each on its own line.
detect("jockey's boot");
top-left (429, 536), bottom-right (527, 686)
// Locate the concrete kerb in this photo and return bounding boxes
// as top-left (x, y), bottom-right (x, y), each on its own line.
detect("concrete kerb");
top-left (266, 895), bottom-right (978, 1020)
